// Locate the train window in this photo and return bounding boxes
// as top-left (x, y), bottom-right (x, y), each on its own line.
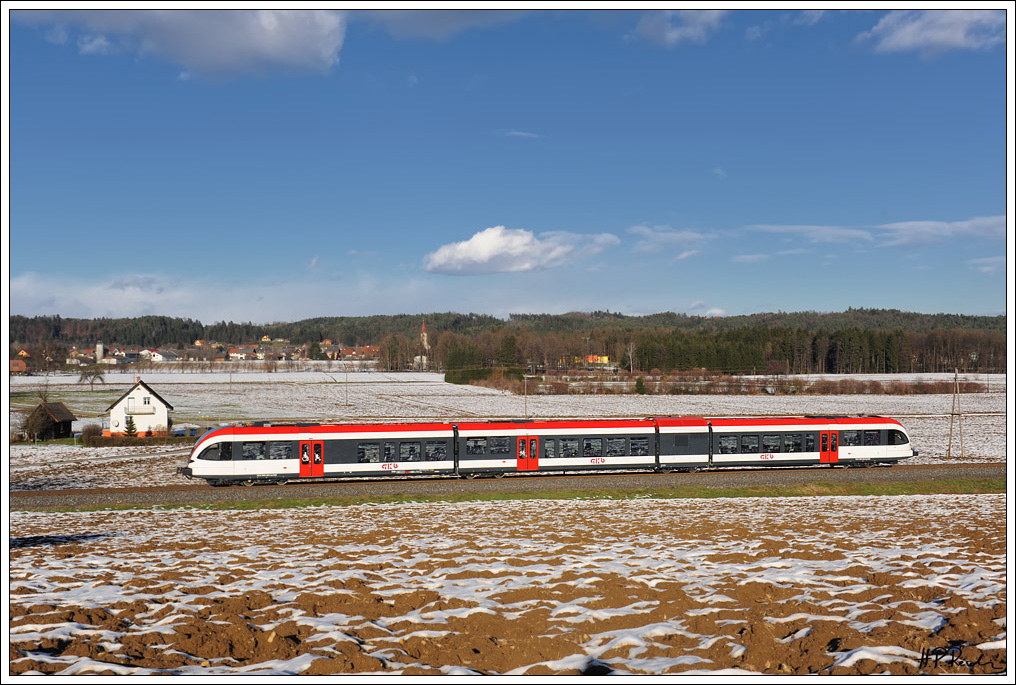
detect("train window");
top-left (864, 431), bottom-right (881, 446)
top-left (358, 442), bottom-right (380, 463)
top-left (889, 430), bottom-right (909, 445)
top-left (383, 442), bottom-right (396, 462)
top-left (762, 434), bottom-right (781, 453)
top-left (242, 442), bottom-right (266, 460)
top-left (830, 433), bottom-right (838, 451)
top-left (466, 438), bottom-right (486, 455)
top-left (784, 434), bottom-right (803, 453)
top-left (400, 442), bottom-right (422, 461)
top-left (197, 444), bottom-right (220, 461)
top-left (821, 433), bottom-right (828, 452)
top-left (741, 435), bottom-right (759, 453)
top-left (488, 437), bottom-right (511, 455)
top-left (631, 437), bottom-right (650, 456)
top-left (841, 431), bottom-right (861, 447)
top-left (425, 441), bottom-right (447, 461)
top-left (718, 436), bottom-right (738, 454)
top-left (269, 442), bottom-right (293, 460)
top-left (583, 438), bottom-right (602, 457)
top-left (606, 438), bottom-right (626, 457)
top-left (560, 438), bottom-right (579, 458)
top-left (544, 439), bottom-right (557, 459)
top-left (805, 434), bottom-right (815, 452)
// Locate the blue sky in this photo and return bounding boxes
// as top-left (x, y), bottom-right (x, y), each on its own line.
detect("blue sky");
top-left (5, 8), bottom-right (1011, 323)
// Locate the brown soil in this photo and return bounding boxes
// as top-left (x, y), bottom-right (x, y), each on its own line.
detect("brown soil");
top-left (8, 496), bottom-right (1008, 675)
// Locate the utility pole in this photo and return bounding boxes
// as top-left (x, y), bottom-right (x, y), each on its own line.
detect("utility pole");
top-left (947, 368), bottom-right (964, 459)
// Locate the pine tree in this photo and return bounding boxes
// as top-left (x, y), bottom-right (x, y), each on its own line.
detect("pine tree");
top-left (124, 415), bottom-right (137, 438)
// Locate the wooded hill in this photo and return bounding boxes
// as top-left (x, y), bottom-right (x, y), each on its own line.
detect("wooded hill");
top-left (9, 308), bottom-right (1005, 349)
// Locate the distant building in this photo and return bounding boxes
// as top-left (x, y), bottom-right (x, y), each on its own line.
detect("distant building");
top-left (10, 359), bottom-right (29, 374)
top-left (106, 378), bottom-right (174, 437)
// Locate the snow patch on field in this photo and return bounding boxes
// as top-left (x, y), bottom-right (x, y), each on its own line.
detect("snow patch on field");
top-left (8, 495), bottom-right (1007, 675)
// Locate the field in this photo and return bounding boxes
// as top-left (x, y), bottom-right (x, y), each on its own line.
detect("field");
top-left (8, 370), bottom-right (1007, 491)
top-left (6, 369), bottom-right (1010, 675)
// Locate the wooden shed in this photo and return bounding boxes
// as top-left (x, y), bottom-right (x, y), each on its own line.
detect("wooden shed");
top-left (25, 402), bottom-right (78, 441)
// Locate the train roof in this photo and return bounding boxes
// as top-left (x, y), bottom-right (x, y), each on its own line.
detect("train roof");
top-left (707, 415), bottom-right (902, 427)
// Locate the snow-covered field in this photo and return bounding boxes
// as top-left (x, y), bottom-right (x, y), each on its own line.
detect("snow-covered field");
top-left (8, 371), bottom-right (1008, 491)
top-left (8, 371), bottom-right (1009, 674)
top-left (8, 495), bottom-right (1008, 675)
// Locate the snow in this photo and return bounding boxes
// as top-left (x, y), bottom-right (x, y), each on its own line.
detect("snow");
top-left (8, 371), bottom-right (1008, 492)
top-left (8, 494), bottom-right (1007, 675)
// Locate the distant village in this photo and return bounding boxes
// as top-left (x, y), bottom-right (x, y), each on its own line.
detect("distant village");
top-left (10, 337), bottom-right (384, 374)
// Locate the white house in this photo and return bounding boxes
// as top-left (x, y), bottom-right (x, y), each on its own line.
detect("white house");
top-left (106, 378), bottom-right (174, 437)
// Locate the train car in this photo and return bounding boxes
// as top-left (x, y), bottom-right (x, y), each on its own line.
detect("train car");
top-left (178, 415), bottom-right (916, 486)
top-left (454, 418), bottom-right (664, 477)
top-left (707, 415), bottom-right (915, 468)
top-left (182, 421), bottom-right (457, 486)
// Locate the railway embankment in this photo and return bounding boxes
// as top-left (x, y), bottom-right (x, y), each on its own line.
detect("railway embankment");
top-left (8, 463), bottom-right (1005, 511)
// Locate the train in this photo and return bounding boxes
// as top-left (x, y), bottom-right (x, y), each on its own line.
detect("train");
top-left (178, 415), bottom-right (917, 486)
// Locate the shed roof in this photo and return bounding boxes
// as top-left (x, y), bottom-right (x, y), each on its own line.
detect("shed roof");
top-left (35, 402), bottom-right (78, 423)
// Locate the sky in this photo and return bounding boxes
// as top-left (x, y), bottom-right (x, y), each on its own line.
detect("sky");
top-left (4, 7), bottom-right (1012, 324)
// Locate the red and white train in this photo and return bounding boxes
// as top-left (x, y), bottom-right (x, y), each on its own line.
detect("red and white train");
top-left (179, 415), bottom-right (916, 486)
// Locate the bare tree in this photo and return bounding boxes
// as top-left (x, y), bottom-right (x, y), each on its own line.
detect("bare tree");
top-left (625, 342), bottom-right (638, 374)
top-left (78, 364), bottom-right (106, 391)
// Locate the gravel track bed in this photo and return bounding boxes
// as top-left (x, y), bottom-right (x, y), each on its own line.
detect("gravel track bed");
top-left (9, 464), bottom-right (1005, 511)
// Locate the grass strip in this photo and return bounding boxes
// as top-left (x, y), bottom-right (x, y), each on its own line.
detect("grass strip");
top-left (21, 477), bottom-right (1006, 513)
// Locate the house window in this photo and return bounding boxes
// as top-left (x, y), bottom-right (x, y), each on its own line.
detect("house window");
top-left (143, 397), bottom-right (151, 406)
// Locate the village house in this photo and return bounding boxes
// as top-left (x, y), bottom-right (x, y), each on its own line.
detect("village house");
top-left (139, 348), bottom-right (179, 362)
top-left (105, 378), bottom-right (174, 437)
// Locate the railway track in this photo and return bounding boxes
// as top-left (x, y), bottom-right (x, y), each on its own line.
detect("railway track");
top-left (9, 463), bottom-right (1005, 511)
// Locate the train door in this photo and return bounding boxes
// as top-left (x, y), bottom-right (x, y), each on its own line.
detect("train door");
top-left (300, 440), bottom-right (324, 477)
top-left (820, 431), bottom-right (839, 464)
top-left (517, 436), bottom-right (539, 471)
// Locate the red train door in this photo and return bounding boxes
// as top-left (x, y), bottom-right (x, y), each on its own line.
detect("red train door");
top-left (300, 440), bottom-right (324, 477)
top-left (517, 436), bottom-right (539, 471)
top-left (820, 431), bottom-right (839, 464)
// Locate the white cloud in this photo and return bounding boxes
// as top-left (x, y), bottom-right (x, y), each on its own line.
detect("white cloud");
top-left (858, 10), bottom-right (1006, 55)
top-left (967, 256), bottom-right (1005, 274)
top-left (629, 225), bottom-right (713, 253)
top-left (794, 11), bottom-right (826, 27)
top-left (875, 215), bottom-right (1005, 247)
top-left (423, 226), bottom-right (618, 276)
top-left (634, 10), bottom-right (728, 47)
top-left (9, 270), bottom-right (452, 322)
top-left (732, 254), bottom-right (769, 263)
top-left (14, 9), bottom-right (347, 74)
top-left (677, 250), bottom-right (700, 261)
top-left (747, 224), bottom-right (874, 243)
top-left (504, 130), bottom-right (542, 139)
top-left (749, 215), bottom-right (1006, 248)
top-left (711, 167), bottom-right (727, 177)
top-left (78, 34), bottom-right (112, 55)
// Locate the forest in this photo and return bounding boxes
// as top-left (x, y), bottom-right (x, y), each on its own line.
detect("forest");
top-left (9, 309), bottom-right (1007, 375)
